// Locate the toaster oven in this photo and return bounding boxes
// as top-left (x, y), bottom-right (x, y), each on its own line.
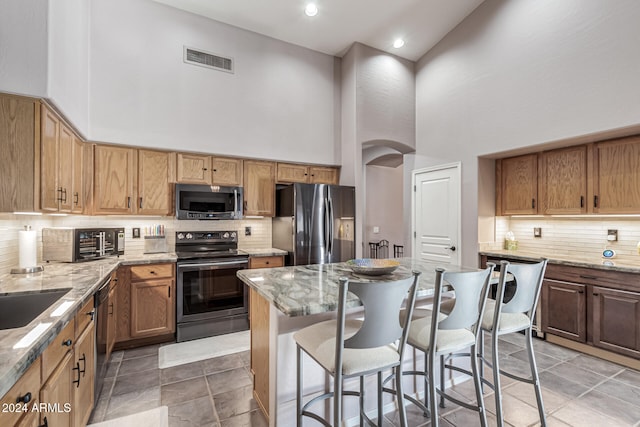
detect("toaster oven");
top-left (43, 227), bottom-right (125, 262)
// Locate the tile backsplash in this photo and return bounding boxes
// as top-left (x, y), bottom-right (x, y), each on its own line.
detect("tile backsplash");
top-left (0, 214), bottom-right (272, 275)
top-left (483, 216), bottom-right (640, 261)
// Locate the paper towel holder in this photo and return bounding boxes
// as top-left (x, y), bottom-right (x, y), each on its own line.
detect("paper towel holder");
top-left (11, 225), bottom-right (44, 274)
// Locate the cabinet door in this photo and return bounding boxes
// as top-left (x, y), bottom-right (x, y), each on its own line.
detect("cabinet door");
top-left (309, 166), bottom-right (339, 185)
top-left (40, 352), bottom-right (73, 427)
top-left (94, 145), bottom-right (136, 214)
top-left (176, 153), bottom-right (211, 184)
top-left (138, 149), bottom-right (172, 215)
top-left (71, 136), bottom-right (84, 214)
top-left (276, 163), bottom-right (309, 183)
top-left (0, 95), bottom-right (37, 212)
top-left (243, 160), bottom-right (275, 217)
top-left (212, 157), bottom-right (243, 186)
top-left (540, 146), bottom-right (587, 214)
top-left (73, 321), bottom-right (95, 427)
top-left (107, 285), bottom-right (117, 359)
top-left (130, 279), bottom-right (175, 338)
top-left (58, 125), bottom-right (74, 212)
top-left (592, 286), bottom-right (640, 358)
top-left (15, 410), bottom-right (40, 427)
top-left (115, 268), bottom-right (131, 343)
top-left (498, 154), bottom-right (538, 215)
top-left (541, 279), bottom-right (586, 342)
top-left (250, 288), bottom-right (270, 420)
top-left (40, 105), bottom-right (60, 212)
top-left (593, 137), bottom-right (640, 213)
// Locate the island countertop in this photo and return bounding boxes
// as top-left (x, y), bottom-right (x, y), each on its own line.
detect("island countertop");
top-left (237, 258), bottom-right (483, 317)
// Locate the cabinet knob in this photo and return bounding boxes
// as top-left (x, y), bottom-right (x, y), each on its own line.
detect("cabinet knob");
top-left (16, 391), bottom-right (32, 404)
top-left (531, 198), bottom-right (536, 209)
top-left (150, 270), bottom-right (156, 274)
top-left (203, 168), bottom-right (208, 171)
top-left (62, 339), bottom-right (73, 347)
top-left (39, 416), bottom-right (48, 427)
top-left (594, 195), bottom-right (599, 208)
top-left (87, 310), bottom-right (95, 321)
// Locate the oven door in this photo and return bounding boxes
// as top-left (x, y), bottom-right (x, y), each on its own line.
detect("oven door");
top-left (177, 258), bottom-right (249, 323)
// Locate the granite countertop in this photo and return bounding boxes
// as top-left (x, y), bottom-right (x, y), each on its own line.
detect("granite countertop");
top-left (479, 250), bottom-right (640, 273)
top-left (0, 253), bottom-right (177, 399)
top-left (237, 258), bottom-right (482, 317)
top-left (239, 248), bottom-right (288, 257)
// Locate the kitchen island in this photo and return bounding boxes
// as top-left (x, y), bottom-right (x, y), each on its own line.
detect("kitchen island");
top-left (237, 258), bottom-right (485, 427)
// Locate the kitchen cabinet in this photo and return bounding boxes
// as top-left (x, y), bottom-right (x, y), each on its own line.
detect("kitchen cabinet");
top-left (541, 279), bottom-right (586, 342)
top-left (592, 286), bottom-right (640, 358)
top-left (243, 160), bottom-right (276, 216)
top-left (40, 104), bottom-right (83, 214)
top-left (0, 94), bottom-right (39, 212)
top-left (93, 145), bottom-right (137, 214)
top-left (72, 136), bottom-right (84, 213)
top-left (496, 153), bottom-right (538, 215)
top-left (248, 256), bottom-right (284, 269)
top-left (116, 263), bottom-right (176, 343)
top-left (539, 146), bottom-right (587, 214)
top-left (138, 149), bottom-right (172, 215)
top-left (276, 163), bottom-right (339, 185)
top-left (0, 358), bottom-right (41, 427)
top-left (592, 136), bottom-right (640, 213)
top-left (40, 352), bottom-right (73, 427)
top-left (176, 153), bottom-right (243, 186)
top-left (250, 288), bottom-right (270, 420)
top-left (73, 318), bottom-right (95, 427)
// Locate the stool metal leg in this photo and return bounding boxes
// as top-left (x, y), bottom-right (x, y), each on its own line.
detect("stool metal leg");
top-left (526, 328), bottom-right (547, 426)
top-left (334, 370), bottom-right (343, 426)
top-left (359, 376), bottom-right (364, 427)
top-left (470, 343), bottom-right (488, 427)
top-left (395, 365), bottom-right (408, 427)
top-left (478, 331), bottom-right (485, 393)
top-left (439, 354), bottom-right (446, 408)
top-left (491, 332), bottom-right (504, 427)
top-left (297, 345), bottom-right (303, 427)
top-left (427, 352), bottom-right (439, 427)
top-left (377, 371), bottom-right (383, 425)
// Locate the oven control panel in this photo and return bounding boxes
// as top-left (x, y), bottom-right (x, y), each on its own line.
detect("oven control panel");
top-left (176, 230), bottom-right (237, 242)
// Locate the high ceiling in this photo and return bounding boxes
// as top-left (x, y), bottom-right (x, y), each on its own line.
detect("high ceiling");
top-left (151, 0), bottom-right (484, 61)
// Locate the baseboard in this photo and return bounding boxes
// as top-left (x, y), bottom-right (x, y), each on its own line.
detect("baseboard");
top-left (546, 334), bottom-right (640, 370)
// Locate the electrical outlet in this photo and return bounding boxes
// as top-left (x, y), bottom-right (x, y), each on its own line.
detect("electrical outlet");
top-left (373, 226), bottom-right (380, 234)
top-left (533, 227), bottom-right (541, 238)
top-left (607, 229), bottom-right (618, 241)
top-left (132, 228), bottom-right (141, 238)
top-left (245, 226), bottom-right (251, 236)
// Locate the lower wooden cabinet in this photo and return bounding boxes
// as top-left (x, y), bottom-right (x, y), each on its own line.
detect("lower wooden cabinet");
top-left (0, 358), bottom-right (41, 427)
top-left (248, 256), bottom-right (284, 269)
top-left (250, 288), bottom-right (270, 421)
top-left (115, 263), bottom-right (176, 344)
top-left (541, 279), bottom-right (586, 342)
top-left (15, 410), bottom-right (40, 427)
top-left (40, 351), bottom-right (73, 427)
top-left (592, 286), bottom-right (640, 358)
top-left (73, 322), bottom-right (95, 427)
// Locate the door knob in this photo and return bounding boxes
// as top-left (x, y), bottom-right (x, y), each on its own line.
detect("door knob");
top-left (447, 246), bottom-right (456, 251)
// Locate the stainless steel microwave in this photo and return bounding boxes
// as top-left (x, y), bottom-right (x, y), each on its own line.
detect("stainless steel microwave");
top-left (175, 184), bottom-right (243, 220)
top-left (43, 227), bottom-right (125, 262)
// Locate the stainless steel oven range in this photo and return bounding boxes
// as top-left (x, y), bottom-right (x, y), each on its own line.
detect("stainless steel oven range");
top-left (175, 230), bottom-right (249, 342)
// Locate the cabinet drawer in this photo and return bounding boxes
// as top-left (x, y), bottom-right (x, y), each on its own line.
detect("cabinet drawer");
top-left (545, 264), bottom-right (640, 293)
top-left (249, 256), bottom-right (284, 269)
top-left (75, 298), bottom-right (95, 339)
top-left (0, 359), bottom-right (41, 427)
top-left (42, 320), bottom-right (74, 381)
top-left (130, 263), bottom-right (174, 280)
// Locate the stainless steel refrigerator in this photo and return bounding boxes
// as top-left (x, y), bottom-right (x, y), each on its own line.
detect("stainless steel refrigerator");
top-left (272, 183), bottom-right (356, 265)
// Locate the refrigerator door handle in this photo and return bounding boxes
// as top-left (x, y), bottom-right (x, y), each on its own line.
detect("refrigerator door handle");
top-left (324, 197), bottom-right (331, 259)
top-left (327, 196), bottom-right (334, 256)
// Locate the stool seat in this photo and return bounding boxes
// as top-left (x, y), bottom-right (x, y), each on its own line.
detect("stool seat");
top-left (481, 299), bottom-right (530, 333)
top-left (408, 315), bottom-right (476, 354)
top-left (294, 319), bottom-right (400, 375)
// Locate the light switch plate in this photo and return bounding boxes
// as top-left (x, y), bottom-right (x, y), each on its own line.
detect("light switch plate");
top-left (533, 227), bottom-right (542, 238)
top-left (132, 228), bottom-right (141, 238)
top-left (373, 226), bottom-right (380, 234)
top-left (607, 229), bottom-right (618, 241)
top-left (245, 226), bottom-right (251, 236)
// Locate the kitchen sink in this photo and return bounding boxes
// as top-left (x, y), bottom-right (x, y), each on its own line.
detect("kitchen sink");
top-left (0, 288), bottom-right (73, 330)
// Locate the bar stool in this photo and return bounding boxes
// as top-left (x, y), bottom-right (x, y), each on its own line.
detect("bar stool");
top-left (294, 271), bottom-right (421, 426)
top-left (440, 259), bottom-right (548, 427)
top-left (393, 245), bottom-right (404, 258)
top-left (399, 265), bottom-right (494, 427)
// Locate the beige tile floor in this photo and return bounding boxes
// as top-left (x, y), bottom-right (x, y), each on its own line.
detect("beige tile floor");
top-left (90, 333), bottom-right (640, 427)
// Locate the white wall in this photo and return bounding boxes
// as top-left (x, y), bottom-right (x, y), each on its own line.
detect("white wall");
top-left (414, 0), bottom-right (640, 267)
top-left (48, 0), bottom-right (90, 135)
top-left (0, 0), bottom-right (48, 97)
top-left (364, 165), bottom-right (404, 253)
top-left (88, 0), bottom-right (340, 164)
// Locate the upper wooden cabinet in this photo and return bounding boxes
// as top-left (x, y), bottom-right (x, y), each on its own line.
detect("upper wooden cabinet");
top-left (72, 136), bottom-right (84, 213)
top-left (138, 149), bottom-right (172, 215)
top-left (592, 136), bottom-right (640, 214)
top-left (276, 162), bottom-right (339, 185)
top-left (496, 153), bottom-right (538, 215)
top-left (93, 145), bottom-right (137, 215)
top-left (244, 160), bottom-right (276, 216)
top-left (176, 152), bottom-right (243, 186)
top-left (539, 146), bottom-right (587, 215)
top-left (40, 104), bottom-right (84, 214)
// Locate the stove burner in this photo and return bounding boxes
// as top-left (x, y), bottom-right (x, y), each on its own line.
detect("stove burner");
top-left (175, 230), bottom-right (246, 261)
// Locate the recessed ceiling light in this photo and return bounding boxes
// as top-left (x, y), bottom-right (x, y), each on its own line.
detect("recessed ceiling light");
top-left (393, 38), bottom-right (405, 49)
top-left (305, 3), bottom-right (318, 17)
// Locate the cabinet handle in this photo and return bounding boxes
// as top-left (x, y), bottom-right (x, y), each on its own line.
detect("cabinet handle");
top-left (593, 293), bottom-right (599, 296)
top-left (62, 339), bottom-right (73, 347)
top-left (139, 197), bottom-right (143, 209)
top-left (213, 169), bottom-right (217, 172)
top-left (579, 275), bottom-right (597, 280)
top-left (87, 309), bottom-right (95, 321)
top-left (243, 201), bottom-right (248, 211)
top-left (74, 192), bottom-right (79, 205)
top-left (39, 416), bottom-right (48, 427)
top-left (127, 196), bottom-right (131, 208)
top-left (150, 270), bottom-right (156, 274)
top-left (203, 168), bottom-right (208, 171)
top-left (168, 287), bottom-right (171, 298)
top-left (16, 391), bottom-right (32, 404)
top-left (73, 362), bottom-right (81, 387)
top-left (79, 353), bottom-right (87, 375)
top-left (531, 198), bottom-right (536, 209)
top-left (580, 196), bottom-right (584, 208)
top-left (62, 188), bottom-right (67, 202)
top-left (578, 290), bottom-right (584, 294)
top-left (594, 195), bottom-right (599, 208)
top-left (57, 187), bottom-right (63, 202)
top-left (108, 302), bottom-right (114, 315)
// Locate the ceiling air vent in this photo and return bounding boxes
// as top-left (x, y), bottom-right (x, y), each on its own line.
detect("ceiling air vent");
top-left (183, 46), bottom-right (234, 74)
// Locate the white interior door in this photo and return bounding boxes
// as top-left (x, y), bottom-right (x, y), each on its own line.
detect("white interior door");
top-left (412, 163), bottom-right (461, 265)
